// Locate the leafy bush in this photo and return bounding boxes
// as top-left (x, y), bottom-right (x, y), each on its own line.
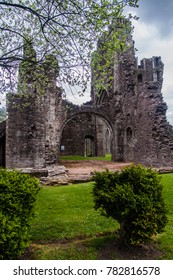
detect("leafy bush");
top-left (92, 165), bottom-right (168, 245)
top-left (0, 168), bottom-right (40, 259)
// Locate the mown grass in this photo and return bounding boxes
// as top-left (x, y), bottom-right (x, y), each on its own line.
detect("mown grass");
top-left (60, 154), bottom-right (111, 161)
top-left (26, 174), bottom-right (173, 260)
top-left (31, 182), bottom-right (117, 241)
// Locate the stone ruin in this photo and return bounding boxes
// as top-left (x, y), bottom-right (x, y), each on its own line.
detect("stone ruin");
top-left (1, 19), bottom-right (173, 174)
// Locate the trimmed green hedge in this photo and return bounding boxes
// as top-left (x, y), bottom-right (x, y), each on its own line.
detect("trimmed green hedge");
top-left (0, 169), bottom-right (40, 259)
top-left (93, 165), bottom-right (168, 245)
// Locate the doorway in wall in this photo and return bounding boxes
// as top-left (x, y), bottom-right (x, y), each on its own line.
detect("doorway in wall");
top-left (84, 136), bottom-right (94, 157)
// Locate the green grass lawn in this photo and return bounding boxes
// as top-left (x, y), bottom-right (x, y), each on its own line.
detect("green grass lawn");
top-left (26, 173), bottom-right (173, 260)
top-left (31, 182), bottom-right (117, 241)
top-left (60, 154), bottom-right (111, 161)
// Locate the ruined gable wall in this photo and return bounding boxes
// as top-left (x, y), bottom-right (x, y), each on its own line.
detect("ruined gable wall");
top-left (122, 55), bottom-right (173, 167)
top-left (6, 41), bottom-right (47, 169)
top-left (5, 48), bottom-right (63, 169)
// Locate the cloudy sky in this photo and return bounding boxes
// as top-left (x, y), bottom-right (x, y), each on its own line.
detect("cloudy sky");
top-left (70, 0), bottom-right (173, 124)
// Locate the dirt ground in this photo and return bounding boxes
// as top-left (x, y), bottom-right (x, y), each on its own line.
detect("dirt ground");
top-left (41, 160), bottom-right (132, 185)
top-left (60, 160), bottom-right (131, 176)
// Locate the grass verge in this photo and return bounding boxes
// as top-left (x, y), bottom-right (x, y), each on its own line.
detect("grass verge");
top-left (60, 154), bottom-right (111, 161)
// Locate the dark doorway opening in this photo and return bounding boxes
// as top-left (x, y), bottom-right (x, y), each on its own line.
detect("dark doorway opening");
top-left (85, 136), bottom-right (94, 157)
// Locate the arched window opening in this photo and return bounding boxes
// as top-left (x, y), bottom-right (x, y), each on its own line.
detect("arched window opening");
top-left (96, 89), bottom-right (109, 105)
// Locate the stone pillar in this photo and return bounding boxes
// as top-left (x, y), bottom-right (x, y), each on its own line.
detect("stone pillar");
top-left (42, 55), bottom-right (63, 164)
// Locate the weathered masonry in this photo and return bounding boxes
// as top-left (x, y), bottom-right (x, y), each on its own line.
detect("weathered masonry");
top-left (1, 20), bottom-right (173, 171)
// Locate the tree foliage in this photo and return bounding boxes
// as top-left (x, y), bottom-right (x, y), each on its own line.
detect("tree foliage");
top-left (0, 0), bottom-right (139, 96)
top-left (93, 165), bottom-right (168, 245)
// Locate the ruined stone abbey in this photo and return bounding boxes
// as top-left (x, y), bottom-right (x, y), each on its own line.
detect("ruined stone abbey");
top-left (1, 20), bottom-right (173, 172)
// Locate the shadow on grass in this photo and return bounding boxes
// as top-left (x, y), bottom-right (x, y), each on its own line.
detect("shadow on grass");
top-left (21, 233), bottom-right (163, 260)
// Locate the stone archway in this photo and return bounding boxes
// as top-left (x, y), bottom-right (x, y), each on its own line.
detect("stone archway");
top-left (60, 111), bottom-right (114, 159)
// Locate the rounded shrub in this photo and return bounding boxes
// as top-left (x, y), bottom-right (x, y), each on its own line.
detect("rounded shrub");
top-left (0, 168), bottom-right (40, 259)
top-left (92, 164), bottom-right (168, 245)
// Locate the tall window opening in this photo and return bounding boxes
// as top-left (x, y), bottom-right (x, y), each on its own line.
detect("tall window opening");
top-left (105, 128), bottom-right (111, 154)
